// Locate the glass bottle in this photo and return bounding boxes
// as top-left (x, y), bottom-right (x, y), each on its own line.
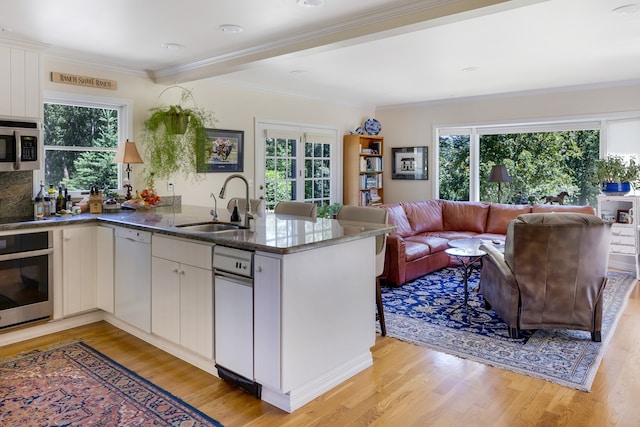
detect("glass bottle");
top-left (56, 185), bottom-right (65, 213)
top-left (230, 199), bottom-right (241, 222)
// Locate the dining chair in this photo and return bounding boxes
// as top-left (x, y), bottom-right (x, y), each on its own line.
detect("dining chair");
top-left (274, 201), bottom-right (317, 219)
top-left (336, 204), bottom-right (389, 336)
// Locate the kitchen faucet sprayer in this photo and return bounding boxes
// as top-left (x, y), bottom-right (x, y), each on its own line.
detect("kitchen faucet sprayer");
top-left (219, 174), bottom-right (254, 228)
top-left (210, 192), bottom-right (218, 221)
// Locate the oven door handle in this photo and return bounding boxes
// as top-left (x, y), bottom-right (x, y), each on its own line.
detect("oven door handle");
top-left (0, 247), bottom-right (53, 262)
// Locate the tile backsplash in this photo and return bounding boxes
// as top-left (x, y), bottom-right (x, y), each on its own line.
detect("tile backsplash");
top-left (0, 171), bottom-right (34, 218)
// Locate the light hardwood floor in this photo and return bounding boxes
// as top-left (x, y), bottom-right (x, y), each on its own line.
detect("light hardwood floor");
top-left (1, 279), bottom-right (639, 427)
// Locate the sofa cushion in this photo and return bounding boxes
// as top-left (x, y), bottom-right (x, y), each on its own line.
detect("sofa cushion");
top-left (383, 203), bottom-right (413, 237)
top-left (531, 204), bottom-right (595, 215)
top-left (403, 236), bottom-right (449, 261)
top-left (404, 199), bottom-right (443, 234)
top-left (441, 200), bottom-right (490, 233)
top-left (485, 203), bottom-right (532, 234)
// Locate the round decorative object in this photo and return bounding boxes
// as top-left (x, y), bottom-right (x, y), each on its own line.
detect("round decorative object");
top-left (363, 118), bottom-right (381, 135)
top-left (602, 182), bottom-right (631, 195)
top-left (354, 127), bottom-right (365, 135)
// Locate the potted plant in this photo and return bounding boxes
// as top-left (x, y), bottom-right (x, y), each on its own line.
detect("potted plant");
top-left (593, 155), bottom-right (640, 194)
top-left (141, 87), bottom-right (214, 181)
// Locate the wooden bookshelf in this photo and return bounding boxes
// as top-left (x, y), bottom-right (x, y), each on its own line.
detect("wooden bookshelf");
top-left (343, 134), bottom-right (384, 206)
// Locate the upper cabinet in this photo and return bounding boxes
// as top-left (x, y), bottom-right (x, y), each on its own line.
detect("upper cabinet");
top-left (0, 40), bottom-right (44, 120)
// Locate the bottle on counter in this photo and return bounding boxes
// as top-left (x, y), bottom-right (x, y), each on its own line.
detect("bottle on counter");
top-left (43, 193), bottom-right (51, 216)
top-left (34, 181), bottom-right (45, 219)
top-left (56, 185), bottom-right (65, 213)
top-left (230, 199), bottom-right (241, 222)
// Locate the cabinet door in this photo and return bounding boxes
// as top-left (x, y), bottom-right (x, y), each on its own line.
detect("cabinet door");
top-left (62, 227), bottom-right (97, 316)
top-left (151, 257), bottom-right (181, 344)
top-left (0, 45), bottom-right (41, 118)
top-left (180, 264), bottom-right (213, 358)
top-left (96, 226), bottom-right (114, 313)
top-left (254, 254), bottom-right (282, 389)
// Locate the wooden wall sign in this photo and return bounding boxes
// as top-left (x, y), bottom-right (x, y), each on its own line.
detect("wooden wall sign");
top-left (51, 72), bottom-right (118, 90)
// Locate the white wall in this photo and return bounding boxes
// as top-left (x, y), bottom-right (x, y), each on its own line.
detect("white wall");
top-left (43, 59), bottom-right (375, 206)
top-left (376, 83), bottom-right (640, 203)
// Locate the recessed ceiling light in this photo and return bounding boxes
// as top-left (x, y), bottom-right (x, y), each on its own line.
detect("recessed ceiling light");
top-left (297, 0), bottom-right (324, 7)
top-left (0, 26), bottom-right (13, 33)
top-left (462, 66), bottom-right (480, 72)
top-left (291, 69), bottom-right (308, 76)
top-left (161, 43), bottom-right (185, 50)
top-left (612, 3), bottom-right (640, 14)
top-left (219, 24), bottom-right (244, 33)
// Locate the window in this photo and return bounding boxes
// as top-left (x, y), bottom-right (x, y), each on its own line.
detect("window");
top-left (438, 122), bottom-right (601, 207)
top-left (41, 92), bottom-right (130, 194)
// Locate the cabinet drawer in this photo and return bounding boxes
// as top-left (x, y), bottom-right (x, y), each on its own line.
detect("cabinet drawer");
top-left (152, 235), bottom-right (212, 269)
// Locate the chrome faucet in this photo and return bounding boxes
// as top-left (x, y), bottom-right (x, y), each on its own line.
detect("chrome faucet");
top-left (219, 174), bottom-right (254, 228)
top-left (210, 192), bottom-right (218, 221)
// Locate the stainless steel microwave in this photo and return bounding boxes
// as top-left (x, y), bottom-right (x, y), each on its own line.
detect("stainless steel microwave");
top-left (0, 119), bottom-right (41, 172)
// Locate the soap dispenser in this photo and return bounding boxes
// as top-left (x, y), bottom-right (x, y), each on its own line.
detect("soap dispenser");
top-left (230, 199), bottom-right (241, 222)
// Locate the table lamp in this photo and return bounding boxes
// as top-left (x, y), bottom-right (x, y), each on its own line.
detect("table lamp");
top-left (114, 139), bottom-right (144, 200)
top-left (487, 164), bottom-right (511, 203)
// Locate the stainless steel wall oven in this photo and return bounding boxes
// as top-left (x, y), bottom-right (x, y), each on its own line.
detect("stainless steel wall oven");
top-left (0, 230), bottom-right (53, 329)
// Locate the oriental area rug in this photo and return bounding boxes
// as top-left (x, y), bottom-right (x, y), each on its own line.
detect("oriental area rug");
top-left (0, 342), bottom-right (223, 426)
top-left (380, 268), bottom-right (636, 391)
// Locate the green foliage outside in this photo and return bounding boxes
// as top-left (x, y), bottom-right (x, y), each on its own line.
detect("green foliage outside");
top-left (439, 130), bottom-right (600, 207)
top-left (43, 103), bottom-right (119, 191)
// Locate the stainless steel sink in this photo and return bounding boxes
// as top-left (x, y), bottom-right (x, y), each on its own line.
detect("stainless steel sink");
top-left (175, 222), bottom-right (247, 233)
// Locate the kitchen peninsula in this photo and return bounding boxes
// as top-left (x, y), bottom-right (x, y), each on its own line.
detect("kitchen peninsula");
top-left (0, 205), bottom-right (394, 413)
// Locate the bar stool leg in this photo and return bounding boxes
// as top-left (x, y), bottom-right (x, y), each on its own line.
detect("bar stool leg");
top-left (376, 276), bottom-right (386, 336)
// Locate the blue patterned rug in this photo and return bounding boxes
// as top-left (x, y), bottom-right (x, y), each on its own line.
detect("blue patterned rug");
top-left (380, 268), bottom-right (637, 391)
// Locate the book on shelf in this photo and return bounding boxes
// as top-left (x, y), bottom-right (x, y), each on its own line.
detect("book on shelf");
top-left (365, 157), bottom-right (382, 171)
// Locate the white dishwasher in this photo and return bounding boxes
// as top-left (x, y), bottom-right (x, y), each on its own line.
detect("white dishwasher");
top-left (114, 227), bottom-right (152, 333)
top-left (213, 245), bottom-right (261, 397)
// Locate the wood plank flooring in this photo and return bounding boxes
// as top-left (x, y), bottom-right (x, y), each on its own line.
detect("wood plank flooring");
top-left (1, 279), bottom-right (639, 426)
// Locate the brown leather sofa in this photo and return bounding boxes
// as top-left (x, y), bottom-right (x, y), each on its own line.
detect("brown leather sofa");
top-left (379, 199), bottom-right (595, 287)
top-left (479, 212), bottom-right (611, 341)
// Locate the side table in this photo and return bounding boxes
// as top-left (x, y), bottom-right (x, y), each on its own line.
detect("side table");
top-left (445, 246), bottom-right (487, 320)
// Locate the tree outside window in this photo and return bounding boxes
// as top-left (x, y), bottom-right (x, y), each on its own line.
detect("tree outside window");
top-left (43, 103), bottom-right (119, 192)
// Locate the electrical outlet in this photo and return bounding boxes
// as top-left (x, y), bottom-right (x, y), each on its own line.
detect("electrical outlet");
top-left (167, 182), bottom-right (175, 192)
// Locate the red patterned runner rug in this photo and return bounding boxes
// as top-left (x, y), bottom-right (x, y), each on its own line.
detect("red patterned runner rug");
top-left (0, 341), bottom-right (224, 426)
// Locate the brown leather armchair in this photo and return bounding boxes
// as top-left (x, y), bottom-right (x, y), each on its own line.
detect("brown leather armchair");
top-left (479, 212), bottom-right (611, 341)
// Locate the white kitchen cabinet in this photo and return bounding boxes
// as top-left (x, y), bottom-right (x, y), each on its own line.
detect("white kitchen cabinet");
top-left (115, 227), bottom-right (152, 333)
top-left (96, 226), bottom-right (114, 313)
top-left (597, 195), bottom-right (640, 278)
top-left (152, 235), bottom-right (213, 359)
top-left (61, 226), bottom-right (97, 316)
top-left (0, 41), bottom-right (43, 119)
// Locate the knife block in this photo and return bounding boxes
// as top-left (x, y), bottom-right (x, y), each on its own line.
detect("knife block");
top-left (89, 191), bottom-right (103, 214)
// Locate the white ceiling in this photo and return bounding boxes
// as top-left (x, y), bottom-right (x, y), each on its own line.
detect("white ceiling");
top-left (1, 0), bottom-right (639, 108)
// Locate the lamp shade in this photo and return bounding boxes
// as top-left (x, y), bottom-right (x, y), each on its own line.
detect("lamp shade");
top-left (114, 140), bottom-right (143, 164)
top-left (487, 164), bottom-right (511, 183)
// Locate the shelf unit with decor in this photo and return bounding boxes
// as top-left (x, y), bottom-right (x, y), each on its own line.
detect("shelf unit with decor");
top-left (597, 194), bottom-right (639, 279)
top-left (343, 134), bottom-right (384, 206)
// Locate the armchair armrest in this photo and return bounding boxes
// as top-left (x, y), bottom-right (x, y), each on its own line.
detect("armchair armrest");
top-left (480, 243), bottom-right (515, 285)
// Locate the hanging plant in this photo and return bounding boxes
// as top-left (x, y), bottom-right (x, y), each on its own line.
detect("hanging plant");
top-left (141, 87), bottom-right (214, 181)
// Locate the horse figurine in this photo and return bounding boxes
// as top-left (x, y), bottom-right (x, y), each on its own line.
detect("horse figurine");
top-left (540, 191), bottom-right (569, 205)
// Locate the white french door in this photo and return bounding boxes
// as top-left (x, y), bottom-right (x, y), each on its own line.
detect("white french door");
top-left (255, 120), bottom-right (339, 212)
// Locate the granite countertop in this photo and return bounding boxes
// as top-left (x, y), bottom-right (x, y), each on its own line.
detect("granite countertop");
top-left (0, 204), bottom-right (395, 254)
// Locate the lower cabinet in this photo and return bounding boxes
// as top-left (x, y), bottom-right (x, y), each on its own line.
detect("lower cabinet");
top-left (61, 226), bottom-right (97, 316)
top-left (151, 235), bottom-right (213, 359)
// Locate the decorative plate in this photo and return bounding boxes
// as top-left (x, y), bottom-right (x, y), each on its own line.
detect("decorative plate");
top-left (364, 118), bottom-right (381, 135)
top-left (354, 127), bottom-right (365, 135)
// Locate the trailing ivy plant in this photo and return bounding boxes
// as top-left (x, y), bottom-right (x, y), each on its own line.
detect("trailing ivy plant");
top-left (141, 87), bottom-right (214, 181)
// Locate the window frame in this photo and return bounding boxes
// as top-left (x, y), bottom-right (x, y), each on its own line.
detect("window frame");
top-left (37, 91), bottom-right (133, 198)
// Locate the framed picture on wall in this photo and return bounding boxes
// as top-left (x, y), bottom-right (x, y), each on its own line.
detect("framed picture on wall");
top-left (197, 129), bottom-right (244, 173)
top-left (392, 146), bottom-right (428, 180)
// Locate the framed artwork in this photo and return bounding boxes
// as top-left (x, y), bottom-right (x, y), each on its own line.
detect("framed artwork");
top-left (392, 146), bottom-right (428, 180)
top-left (197, 128), bottom-right (244, 173)
top-left (617, 209), bottom-right (630, 224)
